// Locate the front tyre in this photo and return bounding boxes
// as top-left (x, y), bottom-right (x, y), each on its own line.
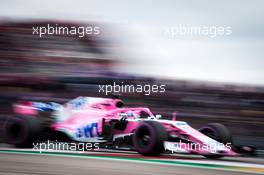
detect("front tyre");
top-left (200, 123), bottom-right (232, 159)
top-left (133, 121), bottom-right (167, 156)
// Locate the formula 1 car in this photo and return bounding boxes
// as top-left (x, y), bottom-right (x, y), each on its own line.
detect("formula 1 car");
top-left (3, 96), bottom-right (237, 158)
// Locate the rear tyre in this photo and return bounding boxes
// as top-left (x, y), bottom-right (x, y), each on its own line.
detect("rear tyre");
top-left (133, 121), bottom-right (167, 156)
top-left (3, 116), bottom-right (41, 148)
top-left (200, 123), bottom-right (232, 159)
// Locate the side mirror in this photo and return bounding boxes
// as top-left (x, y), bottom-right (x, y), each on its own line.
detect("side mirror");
top-left (172, 112), bottom-right (177, 121)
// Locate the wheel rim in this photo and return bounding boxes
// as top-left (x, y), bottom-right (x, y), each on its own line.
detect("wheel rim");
top-left (136, 126), bottom-right (151, 148)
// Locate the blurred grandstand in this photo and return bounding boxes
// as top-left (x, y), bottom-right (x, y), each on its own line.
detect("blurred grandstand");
top-left (0, 20), bottom-right (263, 151)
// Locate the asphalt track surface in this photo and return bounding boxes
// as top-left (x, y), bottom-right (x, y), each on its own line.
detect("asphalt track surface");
top-left (0, 149), bottom-right (264, 175)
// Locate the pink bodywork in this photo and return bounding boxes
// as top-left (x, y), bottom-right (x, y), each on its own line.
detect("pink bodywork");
top-left (51, 98), bottom-right (152, 135)
top-left (14, 101), bottom-right (38, 116)
top-left (13, 96), bottom-right (237, 156)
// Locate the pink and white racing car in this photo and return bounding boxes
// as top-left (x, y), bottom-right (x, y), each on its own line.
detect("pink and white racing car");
top-left (3, 96), bottom-right (237, 158)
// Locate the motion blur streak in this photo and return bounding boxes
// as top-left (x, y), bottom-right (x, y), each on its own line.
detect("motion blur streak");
top-left (0, 19), bottom-right (264, 152)
top-left (0, 151), bottom-right (263, 175)
top-left (0, 1), bottom-right (264, 174)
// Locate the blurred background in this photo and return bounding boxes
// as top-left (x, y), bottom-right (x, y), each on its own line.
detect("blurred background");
top-left (0, 0), bottom-right (264, 150)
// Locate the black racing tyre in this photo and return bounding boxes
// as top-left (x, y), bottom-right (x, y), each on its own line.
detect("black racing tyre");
top-left (133, 121), bottom-right (167, 156)
top-left (3, 116), bottom-right (41, 148)
top-left (200, 123), bottom-right (232, 159)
